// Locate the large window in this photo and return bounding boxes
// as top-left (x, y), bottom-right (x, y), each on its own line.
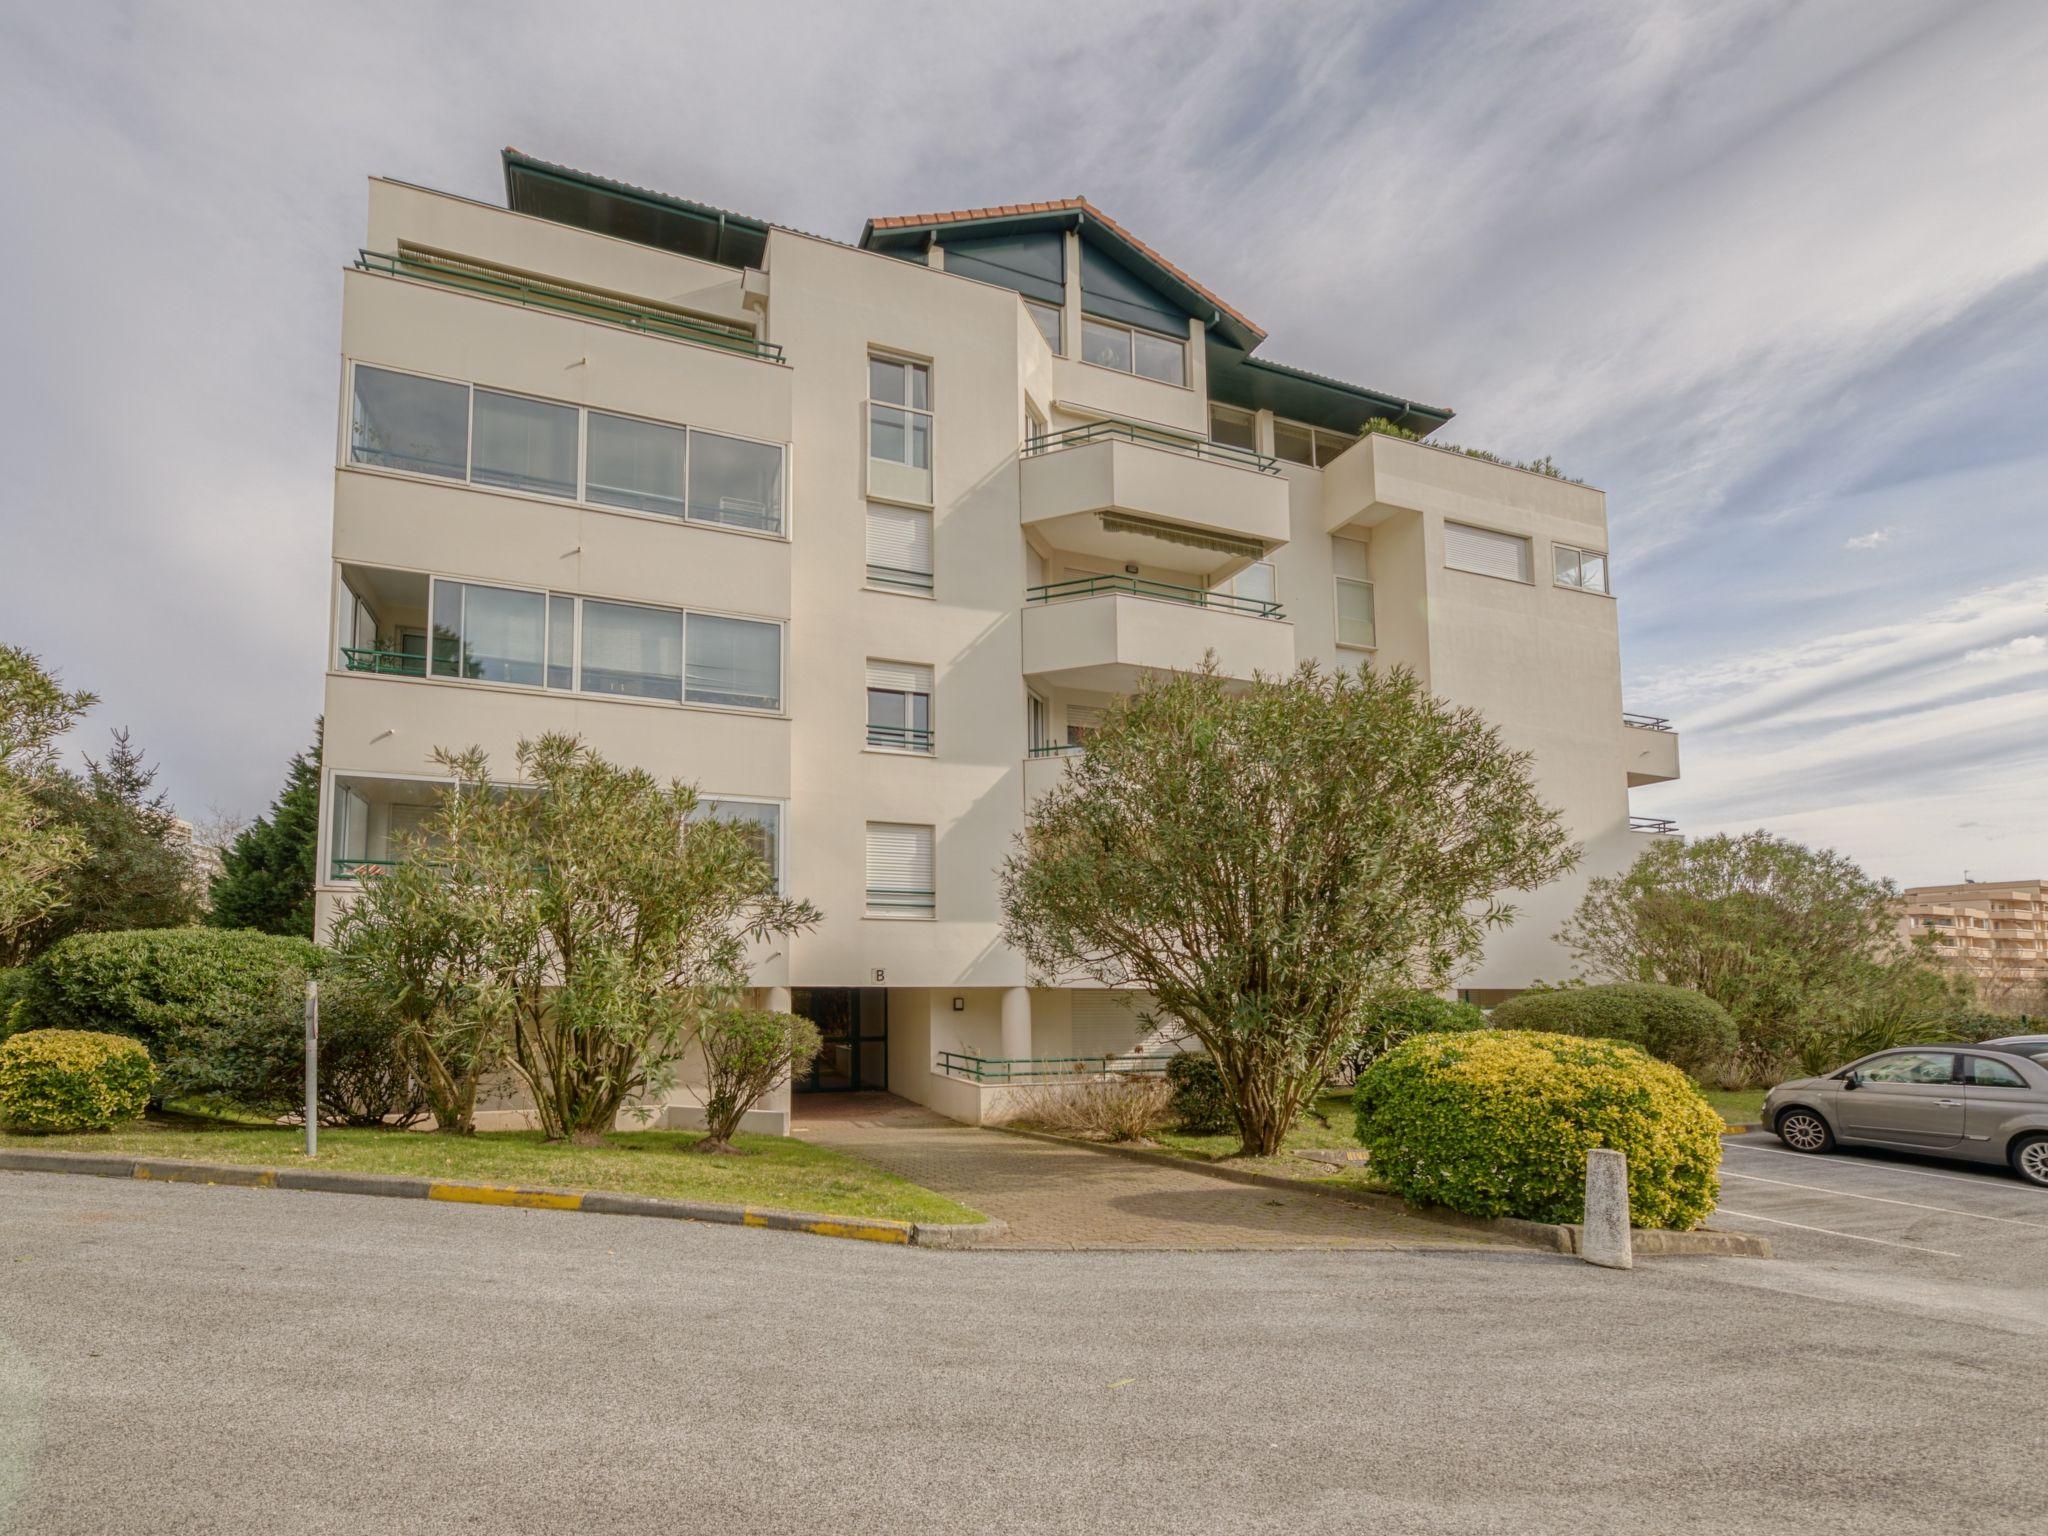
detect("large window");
top-left (1274, 420), bottom-right (1356, 468)
top-left (1333, 537), bottom-right (1375, 648)
top-left (685, 612), bottom-right (782, 710)
top-left (696, 798), bottom-right (783, 891)
top-left (866, 660), bottom-right (933, 753)
top-left (350, 365), bottom-right (468, 479)
top-left (1553, 542), bottom-right (1610, 595)
top-left (1444, 522), bottom-right (1533, 583)
top-left (868, 354), bottom-right (933, 505)
top-left (865, 823), bottom-right (935, 917)
top-left (1024, 299), bottom-right (1063, 354)
top-left (1224, 561), bottom-right (1276, 608)
top-left (348, 364), bottom-right (785, 535)
top-left (470, 389), bottom-right (578, 498)
top-left (1209, 405), bottom-right (1257, 452)
top-left (430, 580), bottom-right (548, 686)
top-left (865, 503), bottom-right (933, 593)
top-left (1081, 318), bottom-right (1185, 385)
top-left (418, 576), bottom-right (780, 712)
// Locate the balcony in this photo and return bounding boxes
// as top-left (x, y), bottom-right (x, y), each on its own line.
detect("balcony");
top-left (1629, 816), bottom-right (1680, 836)
top-left (326, 775), bottom-right (447, 884)
top-left (1322, 430), bottom-right (1604, 536)
top-left (1024, 743), bottom-right (1082, 803)
top-left (1020, 421), bottom-right (1291, 577)
top-left (1020, 576), bottom-right (1294, 692)
top-left (1622, 712), bottom-right (1681, 786)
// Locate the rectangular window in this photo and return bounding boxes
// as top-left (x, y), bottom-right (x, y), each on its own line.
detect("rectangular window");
top-left (1209, 406), bottom-right (1256, 452)
top-left (350, 365), bottom-right (468, 479)
top-left (1444, 522), bottom-right (1534, 583)
top-left (469, 389), bottom-right (579, 498)
top-left (586, 411), bottom-right (686, 517)
top-left (687, 429), bottom-right (784, 534)
top-left (868, 354), bottom-right (933, 505)
top-left (865, 502), bottom-right (933, 592)
top-left (1081, 318), bottom-right (1185, 385)
top-left (697, 799), bottom-right (782, 891)
top-left (1333, 537), bottom-right (1375, 648)
top-left (1225, 561), bottom-right (1276, 608)
top-left (428, 579), bottom-right (547, 686)
top-left (1313, 429), bottom-right (1356, 468)
top-left (1024, 299), bottom-right (1063, 354)
top-left (580, 599), bottom-right (684, 702)
top-left (1273, 422), bottom-right (1315, 465)
top-left (865, 823), bottom-right (934, 916)
top-left (685, 612), bottom-right (782, 710)
top-left (1553, 543), bottom-right (1610, 594)
top-left (547, 594), bottom-right (576, 689)
top-left (1066, 705), bottom-right (1100, 747)
top-left (866, 660), bottom-right (933, 753)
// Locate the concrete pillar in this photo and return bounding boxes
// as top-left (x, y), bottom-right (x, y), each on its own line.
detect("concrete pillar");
top-left (1580, 1148), bottom-right (1632, 1270)
top-left (1000, 987), bottom-right (1032, 1062)
top-left (766, 986), bottom-right (792, 1013)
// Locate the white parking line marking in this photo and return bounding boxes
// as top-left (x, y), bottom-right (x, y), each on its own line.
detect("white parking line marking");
top-left (1714, 1208), bottom-right (1961, 1257)
top-left (1720, 1171), bottom-right (2048, 1230)
top-left (1725, 1142), bottom-right (2044, 1194)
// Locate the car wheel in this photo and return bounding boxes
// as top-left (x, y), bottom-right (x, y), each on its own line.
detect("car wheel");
top-left (2011, 1135), bottom-right (2048, 1189)
top-left (1775, 1107), bottom-right (1834, 1154)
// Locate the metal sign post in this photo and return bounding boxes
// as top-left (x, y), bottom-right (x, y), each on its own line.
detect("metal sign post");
top-left (303, 978), bottom-right (319, 1158)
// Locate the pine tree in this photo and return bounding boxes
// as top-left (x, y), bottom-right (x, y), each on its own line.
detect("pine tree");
top-left (209, 723), bottom-right (321, 937)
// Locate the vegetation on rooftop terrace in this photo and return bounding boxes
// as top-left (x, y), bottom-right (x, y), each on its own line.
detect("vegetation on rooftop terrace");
top-left (1361, 418), bottom-right (1583, 484)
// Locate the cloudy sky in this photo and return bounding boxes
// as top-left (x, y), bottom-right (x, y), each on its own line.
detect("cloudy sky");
top-left (3, 0), bottom-right (2044, 885)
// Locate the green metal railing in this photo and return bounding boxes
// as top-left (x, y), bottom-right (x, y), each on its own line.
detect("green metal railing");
top-left (356, 250), bottom-right (785, 362)
top-left (1026, 573), bottom-right (1283, 620)
top-left (866, 722), bottom-right (934, 752)
top-left (1629, 816), bottom-right (1679, 835)
top-left (331, 857), bottom-right (401, 881)
top-left (1027, 742), bottom-right (1084, 758)
top-left (865, 887), bottom-right (935, 913)
top-left (936, 1051), bottom-right (1172, 1084)
top-left (340, 647), bottom-right (427, 677)
top-left (1023, 419), bottom-right (1279, 475)
top-left (866, 563), bottom-right (934, 593)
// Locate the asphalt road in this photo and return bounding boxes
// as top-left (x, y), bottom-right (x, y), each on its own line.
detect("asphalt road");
top-left (4, 1162), bottom-right (2046, 1536)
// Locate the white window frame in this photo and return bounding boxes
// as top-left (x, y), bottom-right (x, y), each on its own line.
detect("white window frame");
top-left (319, 768), bottom-right (458, 887)
top-left (864, 822), bottom-right (936, 919)
top-left (1209, 405), bottom-right (1257, 451)
top-left (865, 660), bottom-right (934, 756)
top-left (1443, 521), bottom-right (1535, 585)
top-left (1078, 316), bottom-right (1187, 387)
top-left (1023, 298), bottom-right (1063, 355)
top-left (340, 361), bottom-right (790, 540)
top-left (866, 350), bottom-right (934, 508)
top-left (695, 795), bottom-right (787, 893)
top-left (865, 502), bottom-right (934, 597)
top-left (1552, 542), bottom-right (1611, 595)
top-left (1272, 417), bottom-right (1356, 468)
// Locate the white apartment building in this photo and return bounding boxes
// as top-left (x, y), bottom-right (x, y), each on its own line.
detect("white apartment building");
top-left (1903, 879), bottom-right (2048, 988)
top-left (314, 151), bottom-right (1682, 1131)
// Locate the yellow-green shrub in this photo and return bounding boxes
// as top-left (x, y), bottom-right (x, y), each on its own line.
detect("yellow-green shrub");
top-left (1354, 1029), bottom-right (1722, 1230)
top-left (0, 1029), bottom-right (156, 1134)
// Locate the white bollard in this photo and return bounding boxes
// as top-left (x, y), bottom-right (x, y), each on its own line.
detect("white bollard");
top-left (1580, 1148), bottom-right (1632, 1270)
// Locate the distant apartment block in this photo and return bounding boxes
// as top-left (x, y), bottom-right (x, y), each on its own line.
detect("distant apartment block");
top-left (314, 150), bottom-right (1682, 1130)
top-left (1904, 879), bottom-right (2048, 986)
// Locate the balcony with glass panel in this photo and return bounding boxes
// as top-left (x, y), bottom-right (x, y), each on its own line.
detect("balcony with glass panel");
top-left (1020, 418), bottom-right (1289, 577)
top-left (1020, 575), bottom-right (1294, 692)
top-left (326, 775), bottom-right (447, 883)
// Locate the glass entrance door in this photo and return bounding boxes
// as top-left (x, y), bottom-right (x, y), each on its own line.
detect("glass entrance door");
top-left (791, 988), bottom-right (888, 1092)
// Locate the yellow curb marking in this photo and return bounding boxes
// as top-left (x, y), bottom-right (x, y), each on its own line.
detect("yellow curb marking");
top-left (134, 1165), bottom-right (275, 1188)
top-left (744, 1211), bottom-right (911, 1244)
top-left (428, 1183), bottom-right (583, 1211)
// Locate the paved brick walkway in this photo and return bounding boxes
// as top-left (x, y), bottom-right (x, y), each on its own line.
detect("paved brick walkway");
top-left (793, 1094), bottom-right (1515, 1251)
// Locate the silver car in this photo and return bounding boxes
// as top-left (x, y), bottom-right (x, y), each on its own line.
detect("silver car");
top-left (1763, 1046), bottom-right (2048, 1188)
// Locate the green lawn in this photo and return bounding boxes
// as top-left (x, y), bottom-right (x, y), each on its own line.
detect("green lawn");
top-left (1696, 1086), bottom-right (1767, 1126)
top-left (0, 1112), bottom-right (983, 1226)
top-left (1139, 1090), bottom-right (1389, 1188)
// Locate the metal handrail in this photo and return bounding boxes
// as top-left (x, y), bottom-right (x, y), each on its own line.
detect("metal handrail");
top-left (355, 250), bottom-right (785, 362)
top-left (331, 857), bottom-right (402, 880)
top-left (1026, 573), bottom-right (1283, 620)
top-left (1022, 419), bottom-right (1280, 475)
top-left (865, 888), bottom-right (935, 911)
top-left (935, 1050), bottom-right (1172, 1084)
top-left (1629, 816), bottom-right (1679, 834)
top-left (867, 723), bottom-right (934, 752)
top-left (866, 563), bottom-right (934, 591)
top-left (1622, 712), bottom-right (1673, 731)
top-left (1027, 742), bottom-right (1084, 758)
top-left (340, 647), bottom-right (427, 677)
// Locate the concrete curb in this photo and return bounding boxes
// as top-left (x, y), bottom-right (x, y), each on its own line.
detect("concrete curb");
top-left (0, 1148), bottom-right (1007, 1249)
top-left (994, 1128), bottom-right (1770, 1259)
top-left (1720, 1123), bottom-right (1762, 1137)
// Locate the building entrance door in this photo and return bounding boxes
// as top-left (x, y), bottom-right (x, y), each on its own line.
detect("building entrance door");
top-left (791, 988), bottom-right (889, 1092)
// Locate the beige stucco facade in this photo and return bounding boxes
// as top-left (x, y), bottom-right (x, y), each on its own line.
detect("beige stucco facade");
top-left (1903, 879), bottom-right (2048, 991)
top-left (313, 163), bottom-right (1682, 1129)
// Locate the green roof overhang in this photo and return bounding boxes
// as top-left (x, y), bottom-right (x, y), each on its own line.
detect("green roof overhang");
top-left (1205, 341), bottom-right (1453, 439)
top-left (502, 149), bottom-right (770, 271)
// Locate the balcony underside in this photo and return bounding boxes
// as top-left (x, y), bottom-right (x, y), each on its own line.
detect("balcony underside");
top-left (1021, 435), bottom-right (1290, 578)
top-left (1624, 721), bottom-right (1682, 786)
top-left (1321, 431), bottom-right (1606, 536)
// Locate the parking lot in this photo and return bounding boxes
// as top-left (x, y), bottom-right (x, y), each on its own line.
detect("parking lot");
top-left (1713, 1130), bottom-right (2048, 1306)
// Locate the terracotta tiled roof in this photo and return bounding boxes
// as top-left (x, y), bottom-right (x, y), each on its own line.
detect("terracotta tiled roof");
top-left (866, 197), bottom-right (1263, 341)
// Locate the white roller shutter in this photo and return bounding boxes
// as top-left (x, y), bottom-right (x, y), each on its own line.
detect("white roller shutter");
top-left (865, 822), bottom-right (934, 913)
top-left (1443, 522), bottom-right (1532, 582)
top-left (1070, 990), bottom-right (1148, 1058)
top-left (865, 503), bottom-right (933, 579)
top-left (864, 659), bottom-right (932, 694)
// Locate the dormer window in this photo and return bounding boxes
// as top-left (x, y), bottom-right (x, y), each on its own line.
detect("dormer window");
top-left (1081, 318), bottom-right (1186, 386)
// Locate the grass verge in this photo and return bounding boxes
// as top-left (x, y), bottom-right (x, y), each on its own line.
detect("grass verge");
top-left (0, 1111), bottom-right (984, 1226)
top-left (1696, 1087), bottom-right (1767, 1125)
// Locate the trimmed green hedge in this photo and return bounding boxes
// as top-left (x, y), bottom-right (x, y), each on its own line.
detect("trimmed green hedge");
top-left (1166, 1053), bottom-right (1232, 1133)
top-left (1489, 983), bottom-right (1737, 1077)
top-left (1355, 1029), bottom-right (1723, 1230)
top-left (1375, 990), bottom-right (1487, 1037)
top-left (0, 1029), bottom-right (155, 1133)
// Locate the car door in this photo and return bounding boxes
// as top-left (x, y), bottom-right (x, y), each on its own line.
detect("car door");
top-left (1960, 1054), bottom-right (2036, 1160)
top-left (1837, 1051), bottom-right (1965, 1149)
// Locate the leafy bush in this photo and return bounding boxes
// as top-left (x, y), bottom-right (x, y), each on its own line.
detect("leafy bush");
top-left (694, 1009), bottom-right (821, 1151)
top-left (1166, 1053), bottom-right (1232, 1132)
top-left (0, 1028), bottom-right (155, 1133)
top-left (1339, 990), bottom-right (1485, 1081)
top-left (1355, 1030), bottom-right (1723, 1230)
top-left (0, 967), bottom-right (28, 1043)
top-left (1020, 1074), bottom-right (1172, 1142)
top-left (1489, 983), bottom-right (1737, 1077)
top-left (187, 970), bottom-right (427, 1128)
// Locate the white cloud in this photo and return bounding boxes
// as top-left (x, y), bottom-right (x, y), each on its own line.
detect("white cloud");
top-left (1967, 633), bottom-right (2048, 662)
top-left (1844, 528), bottom-right (1894, 550)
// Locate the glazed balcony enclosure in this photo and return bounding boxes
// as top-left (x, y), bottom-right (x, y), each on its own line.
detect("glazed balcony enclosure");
top-left (1019, 574), bottom-right (1294, 693)
top-left (1019, 420), bottom-right (1291, 578)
